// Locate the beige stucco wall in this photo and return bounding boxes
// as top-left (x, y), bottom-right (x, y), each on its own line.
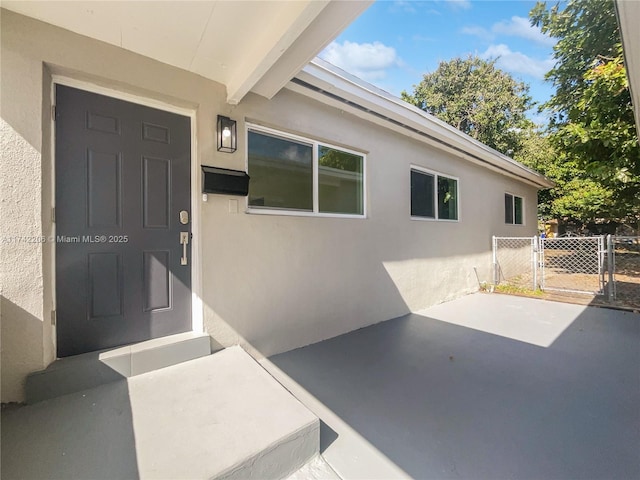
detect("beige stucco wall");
top-left (0, 9), bottom-right (538, 402)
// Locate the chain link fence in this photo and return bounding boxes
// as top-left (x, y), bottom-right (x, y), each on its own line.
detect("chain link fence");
top-left (492, 237), bottom-right (537, 289)
top-left (611, 236), bottom-right (640, 309)
top-left (492, 235), bottom-right (640, 309)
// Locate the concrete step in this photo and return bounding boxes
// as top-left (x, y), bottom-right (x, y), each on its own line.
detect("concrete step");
top-left (26, 331), bottom-right (212, 403)
top-left (2, 346), bottom-right (319, 480)
top-left (286, 455), bottom-right (341, 480)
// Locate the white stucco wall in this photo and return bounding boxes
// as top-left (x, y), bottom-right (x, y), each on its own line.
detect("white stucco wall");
top-left (211, 91), bottom-right (537, 358)
top-left (0, 9), bottom-right (538, 402)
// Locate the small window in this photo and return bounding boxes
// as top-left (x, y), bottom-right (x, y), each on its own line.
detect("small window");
top-left (505, 193), bottom-right (524, 225)
top-left (411, 168), bottom-right (458, 221)
top-left (248, 127), bottom-right (365, 216)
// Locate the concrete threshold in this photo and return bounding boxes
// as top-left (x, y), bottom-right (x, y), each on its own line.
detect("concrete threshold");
top-left (2, 347), bottom-right (320, 480)
top-left (26, 331), bottom-right (212, 403)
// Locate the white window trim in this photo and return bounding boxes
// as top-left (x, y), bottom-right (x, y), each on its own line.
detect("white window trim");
top-left (410, 165), bottom-right (461, 222)
top-left (505, 191), bottom-right (525, 226)
top-left (245, 123), bottom-right (367, 218)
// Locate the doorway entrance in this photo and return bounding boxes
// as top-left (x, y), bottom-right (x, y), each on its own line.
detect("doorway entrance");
top-left (55, 85), bottom-right (192, 357)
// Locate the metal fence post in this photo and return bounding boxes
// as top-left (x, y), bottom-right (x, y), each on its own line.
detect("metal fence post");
top-left (532, 235), bottom-right (538, 290)
top-left (607, 234), bottom-right (614, 302)
top-left (540, 235), bottom-right (545, 291)
top-left (492, 235), bottom-right (497, 285)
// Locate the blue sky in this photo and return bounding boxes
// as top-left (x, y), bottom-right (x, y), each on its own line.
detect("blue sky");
top-left (319, 0), bottom-right (560, 124)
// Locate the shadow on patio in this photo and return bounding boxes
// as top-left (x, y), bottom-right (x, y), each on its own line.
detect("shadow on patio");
top-left (264, 293), bottom-right (640, 480)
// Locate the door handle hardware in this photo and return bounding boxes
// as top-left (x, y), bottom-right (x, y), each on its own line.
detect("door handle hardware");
top-left (180, 231), bottom-right (189, 266)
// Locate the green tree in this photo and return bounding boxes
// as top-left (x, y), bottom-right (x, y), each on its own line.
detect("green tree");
top-left (513, 127), bottom-right (556, 219)
top-left (516, 127), bottom-right (620, 225)
top-left (401, 56), bottom-right (533, 155)
top-left (531, 0), bottom-right (640, 224)
top-left (318, 147), bottom-right (361, 172)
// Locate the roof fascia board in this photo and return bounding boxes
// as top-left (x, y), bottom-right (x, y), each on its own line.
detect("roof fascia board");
top-left (226, 1), bottom-right (330, 105)
top-left (285, 80), bottom-right (549, 189)
top-left (290, 61), bottom-right (553, 189)
top-left (250, 0), bottom-right (374, 101)
top-left (615, 0), bottom-right (640, 138)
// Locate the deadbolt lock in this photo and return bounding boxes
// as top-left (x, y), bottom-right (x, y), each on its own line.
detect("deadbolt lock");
top-left (180, 210), bottom-right (189, 225)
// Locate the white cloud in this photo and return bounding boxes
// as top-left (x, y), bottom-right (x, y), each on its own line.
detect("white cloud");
top-left (391, 1), bottom-right (417, 14)
top-left (492, 16), bottom-right (556, 46)
top-left (462, 16), bottom-right (556, 46)
top-left (283, 145), bottom-right (301, 161)
top-left (446, 0), bottom-right (472, 10)
top-left (481, 44), bottom-right (555, 79)
top-left (320, 41), bottom-right (402, 81)
top-left (529, 112), bottom-right (551, 127)
top-left (460, 26), bottom-right (493, 42)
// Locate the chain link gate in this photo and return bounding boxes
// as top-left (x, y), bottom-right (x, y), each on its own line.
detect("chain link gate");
top-left (611, 236), bottom-right (640, 309)
top-left (539, 236), bottom-right (606, 295)
top-left (493, 235), bottom-right (607, 295)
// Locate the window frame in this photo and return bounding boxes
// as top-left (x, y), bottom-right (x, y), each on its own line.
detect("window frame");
top-left (504, 192), bottom-right (525, 225)
top-left (246, 123), bottom-right (367, 218)
top-left (410, 165), bottom-right (460, 222)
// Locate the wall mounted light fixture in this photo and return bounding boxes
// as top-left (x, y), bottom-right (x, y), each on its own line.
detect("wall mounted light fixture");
top-left (217, 115), bottom-right (237, 153)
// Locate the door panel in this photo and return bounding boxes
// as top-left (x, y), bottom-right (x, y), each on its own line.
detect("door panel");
top-left (142, 157), bottom-right (171, 228)
top-left (88, 252), bottom-right (123, 319)
top-left (55, 85), bottom-right (191, 357)
top-left (87, 150), bottom-right (122, 227)
top-left (143, 250), bottom-right (171, 312)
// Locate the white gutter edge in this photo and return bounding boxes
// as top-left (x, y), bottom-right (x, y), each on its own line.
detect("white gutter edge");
top-left (288, 58), bottom-right (554, 189)
top-left (615, 0), bottom-right (640, 139)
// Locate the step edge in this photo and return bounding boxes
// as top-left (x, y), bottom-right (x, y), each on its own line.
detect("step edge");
top-left (215, 418), bottom-right (320, 480)
top-left (26, 334), bottom-right (212, 404)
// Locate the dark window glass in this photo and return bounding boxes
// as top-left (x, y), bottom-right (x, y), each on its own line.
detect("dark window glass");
top-left (248, 131), bottom-right (312, 211)
top-left (514, 196), bottom-right (523, 224)
top-left (505, 193), bottom-right (514, 224)
top-left (411, 170), bottom-right (435, 218)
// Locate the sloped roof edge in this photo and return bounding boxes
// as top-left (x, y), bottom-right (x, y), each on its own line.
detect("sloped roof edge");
top-left (288, 57), bottom-right (554, 189)
top-left (615, 0), bottom-right (640, 138)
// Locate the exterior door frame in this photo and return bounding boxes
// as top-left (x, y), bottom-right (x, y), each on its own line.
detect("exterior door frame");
top-left (49, 75), bottom-right (203, 356)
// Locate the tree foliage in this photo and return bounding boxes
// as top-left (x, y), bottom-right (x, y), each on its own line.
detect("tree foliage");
top-left (531, 0), bottom-right (640, 224)
top-left (318, 147), bottom-right (362, 172)
top-left (515, 128), bottom-right (618, 223)
top-left (401, 56), bottom-right (533, 155)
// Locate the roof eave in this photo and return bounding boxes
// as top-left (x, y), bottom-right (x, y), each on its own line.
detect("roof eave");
top-left (286, 58), bottom-right (554, 189)
top-left (615, 0), bottom-right (640, 138)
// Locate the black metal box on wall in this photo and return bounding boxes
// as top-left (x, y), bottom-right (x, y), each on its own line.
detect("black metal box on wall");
top-left (201, 166), bottom-right (250, 196)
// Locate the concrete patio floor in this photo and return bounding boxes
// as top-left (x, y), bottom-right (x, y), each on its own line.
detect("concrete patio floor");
top-left (263, 293), bottom-right (640, 480)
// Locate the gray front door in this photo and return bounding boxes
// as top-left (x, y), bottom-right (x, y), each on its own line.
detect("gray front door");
top-left (55, 85), bottom-right (192, 357)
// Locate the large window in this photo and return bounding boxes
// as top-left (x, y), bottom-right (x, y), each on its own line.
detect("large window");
top-left (411, 167), bottom-right (458, 221)
top-left (505, 193), bottom-right (524, 225)
top-left (248, 126), bottom-right (364, 216)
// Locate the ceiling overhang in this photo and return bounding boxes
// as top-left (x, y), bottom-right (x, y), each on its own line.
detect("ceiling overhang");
top-left (616, 0), bottom-right (640, 138)
top-left (1, 0), bottom-right (372, 105)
